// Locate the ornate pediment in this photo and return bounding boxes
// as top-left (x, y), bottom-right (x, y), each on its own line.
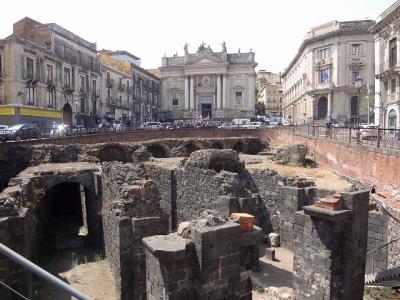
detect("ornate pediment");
top-left (186, 53), bottom-right (225, 65)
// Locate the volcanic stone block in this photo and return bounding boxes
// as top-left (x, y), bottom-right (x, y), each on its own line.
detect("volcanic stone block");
top-left (215, 196), bottom-right (240, 218)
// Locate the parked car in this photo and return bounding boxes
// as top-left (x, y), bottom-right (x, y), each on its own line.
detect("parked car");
top-left (230, 118), bottom-right (251, 127)
top-left (0, 125), bottom-right (8, 141)
top-left (50, 124), bottom-right (77, 137)
top-left (4, 124), bottom-right (41, 141)
top-left (144, 122), bottom-right (161, 130)
top-left (243, 122), bottom-right (262, 129)
top-left (359, 124), bottom-right (379, 140)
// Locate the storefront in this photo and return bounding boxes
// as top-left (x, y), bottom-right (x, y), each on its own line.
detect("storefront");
top-left (0, 106), bottom-right (62, 129)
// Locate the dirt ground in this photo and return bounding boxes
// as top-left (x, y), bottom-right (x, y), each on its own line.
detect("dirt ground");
top-left (240, 154), bottom-right (354, 193)
top-left (33, 247), bottom-right (117, 300)
top-left (251, 247), bottom-right (294, 300)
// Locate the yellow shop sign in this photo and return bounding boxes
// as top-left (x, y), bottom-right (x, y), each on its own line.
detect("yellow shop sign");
top-left (20, 107), bottom-right (62, 119)
top-left (0, 107), bottom-right (16, 116)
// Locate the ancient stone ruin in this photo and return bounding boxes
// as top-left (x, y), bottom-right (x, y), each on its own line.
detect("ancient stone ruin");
top-left (0, 137), bottom-right (374, 299)
top-left (273, 143), bottom-right (308, 166)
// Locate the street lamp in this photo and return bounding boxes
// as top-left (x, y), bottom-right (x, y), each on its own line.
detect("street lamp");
top-left (355, 77), bottom-right (363, 126)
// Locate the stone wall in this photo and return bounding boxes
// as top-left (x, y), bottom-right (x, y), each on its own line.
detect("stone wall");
top-left (366, 210), bottom-right (388, 274)
top-left (144, 164), bottom-right (175, 231)
top-left (143, 219), bottom-right (264, 300)
top-left (101, 162), bottom-right (169, 300)
top-left (386, 213), bottom-right (400, 269)
top-left (293, 191), bottom-right (370, 300)
top-left (248, 169), bottom-right (316, 248)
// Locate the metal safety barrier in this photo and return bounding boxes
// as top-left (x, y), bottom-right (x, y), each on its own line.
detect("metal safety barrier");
top-left (0, 243), bottom-right (92, 300)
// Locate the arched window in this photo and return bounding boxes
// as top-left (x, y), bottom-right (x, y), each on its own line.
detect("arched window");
top-left (351, 96), bottom-right (358, 117)
top-left (317, 97), bottom-right (328, 119)
top-left (388, 109), bottom-right (397, 129)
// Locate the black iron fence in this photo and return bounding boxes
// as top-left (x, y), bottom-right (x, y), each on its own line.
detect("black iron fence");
top-left (292, 125), bottom-right (400, 151)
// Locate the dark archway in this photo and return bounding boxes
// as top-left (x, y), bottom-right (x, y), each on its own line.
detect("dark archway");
top-left (317, 97), bottom-right (328, 119)
top-left (184, 142), bottom-right (203, 156)
top-left (211, 142), bottom-right (223, 149)
top-left (33, 181), bottom-right (102, 297)
top-left (209, 157), bottom-right (239, 173)
top-left (233, 141), bottom-right (245, 153)
top-left (146, 144), bottom-right (168, 158)
top-left (62, 103), bottom-right (73, 125)
top-left (39, 182), bottom-right (86, 252)
top-left (247, 139), bottom-right (265, 155)
top-left (97, 145), bottom-right (128, 162)
top-left (351, 96), bottom-right (358, 118)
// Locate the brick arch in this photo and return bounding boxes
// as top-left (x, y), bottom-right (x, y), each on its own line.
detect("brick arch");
top-left (146, 143), bottom-right (170, 158)
top-left (183, 140), bottom-right (204, 156)
top-left (232, 141), bottom-right (245, 153)
top-left (97, 144), bottom-right (129, 162)
top-left (0, 163), bottom-right (103, 297)
top-left (210, 141), bottom-right (224, 149)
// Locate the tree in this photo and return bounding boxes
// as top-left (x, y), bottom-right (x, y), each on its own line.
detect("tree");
top-left (255, 101), bottom-right (266, 116)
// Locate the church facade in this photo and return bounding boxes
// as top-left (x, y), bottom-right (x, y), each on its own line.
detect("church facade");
top-left (160, 43), bottom-right (257, 120)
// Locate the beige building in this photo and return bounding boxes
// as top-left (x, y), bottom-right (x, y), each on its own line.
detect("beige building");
top-left (98, 51), bottom-right (132, 124)
top-left (281, 20), bottom-right (375, 124)
top-left (160, 42), bottom-right (257, 120)
top-left (0, 17), bottom-right (102, 127)
top-left (256, 70), bottom-right (282, 117)
top-left (0, 17), bottom-right (161, 128)
top-left (131, 65), bottom-right (161, 124)
top-left (371, 0), bottom-right (400, 129)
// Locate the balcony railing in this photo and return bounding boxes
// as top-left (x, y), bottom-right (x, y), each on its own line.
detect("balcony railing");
top-left (106, 79), bottom-right (114, 88)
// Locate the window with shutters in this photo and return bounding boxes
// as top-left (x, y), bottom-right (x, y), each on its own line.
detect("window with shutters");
top-left (26, 57), bottom-right (34, 79)
top-left (46, 64), bottom-right (53, 83)
top-left (390, 38), bottom-right (397, 68)
top-left (64, 68), bottom-right (71, 87)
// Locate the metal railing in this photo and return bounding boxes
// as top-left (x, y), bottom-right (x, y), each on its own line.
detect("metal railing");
top-left (0, 243), bottom-right (91, 300)
top-left (292, 125), bottom-right (400, 151)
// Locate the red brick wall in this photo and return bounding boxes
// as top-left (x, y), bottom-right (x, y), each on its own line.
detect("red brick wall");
top-left (0, 129), bottom-right (269, 148)
top-left (271, 130), bottom-right (400, 193)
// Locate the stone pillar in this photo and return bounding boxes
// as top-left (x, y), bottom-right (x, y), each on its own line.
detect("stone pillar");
top-left (190, 76), bottom-right (194, 113)
top-left (292, 190), bottom-right (369, 300)
top-left (184, 76), bottom-right (189, 110)
top-left (143, 234), bottom-right (194, 300)
top-left (217, 74), bottom-right (221, 110)
top-left (192, 222), bottom-right (241, 299)
top-left (327, 91), bottom-right (332, 119)
top-left (222, 74), bottom-right (227, 110)
top-left (143, 221), bottom-right (264, 300)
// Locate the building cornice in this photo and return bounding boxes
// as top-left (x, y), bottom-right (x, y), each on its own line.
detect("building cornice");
top-left (282, 20), bottom-right (375, 78)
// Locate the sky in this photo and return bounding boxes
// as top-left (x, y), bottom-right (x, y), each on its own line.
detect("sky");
top-left (0, 0), bottom-right (395, 73)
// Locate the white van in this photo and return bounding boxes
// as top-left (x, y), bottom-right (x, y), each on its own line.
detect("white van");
top-left (230, 118), bottom-right (251, 127)
top-left (144, 122), bottom-right (161, 130)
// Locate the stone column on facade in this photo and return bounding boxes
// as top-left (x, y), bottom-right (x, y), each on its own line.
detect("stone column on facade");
top-left (374, 38), bottom-right (381, 126)
top-left (185, 76), bottom-right (189, 110)
top-left (140, 103), bottom-right (144, 124)
top-left (327, 91), bottom-right (332, 119)
top-left (222, 74), bottom-right (227, 111)
top-left (217, 74), bottom-right (221, 110)
top-left (190, 76), bottom-right (194, 114)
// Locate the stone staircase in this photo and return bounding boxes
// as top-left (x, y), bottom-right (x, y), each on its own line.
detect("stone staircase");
top-left (365, 266), bottom-right (400, 286)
